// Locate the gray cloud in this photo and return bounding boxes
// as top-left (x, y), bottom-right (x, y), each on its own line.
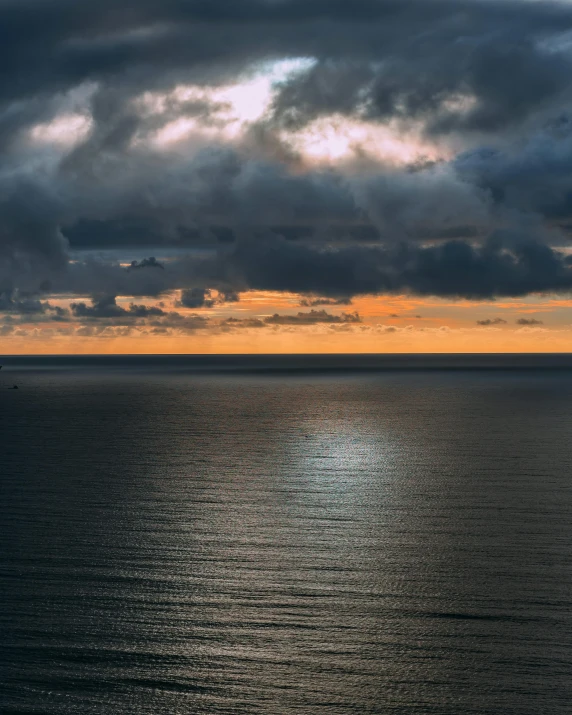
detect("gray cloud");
top-left (0, 289), bottom-right (48, 315)
top-left (178, 288), bottom-right (217, 309)
top-left (264, 309), bottom-right (361, 325)
top-left (300, 296), bottom-right (352, 307)
top-left (68, 294), bottom-right (211, 333)
top-left (0, 289), bottom-right (67, 319)
top-left (477, 317), bottom-right (507, 326)
top-left (178, 287), bottom-right (240, 309)
top-left (67, 302), bottom-right (363, 334)
top-left (2, 0), bottom-right (571, 108)
top-left (218, 232), bottom-right (572, 300)
top-left (221, 316), bottom-right (266, 330)
top-left (269, 38), bottom-right (572, 137)
top-left (516, 317), bottom-right (544, 325)
top-left (128, 257), bottom-right (165, 270)
top-left (70, 295), bottom-right (167, 319)
top-left (219, 309), bottom-right (361, 330)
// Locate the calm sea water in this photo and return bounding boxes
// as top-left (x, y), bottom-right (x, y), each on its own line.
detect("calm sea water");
top-left (1, 356), bottom-right (572, 714)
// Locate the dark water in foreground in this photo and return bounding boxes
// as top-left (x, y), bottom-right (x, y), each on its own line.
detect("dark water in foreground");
top-left (1, 355), bottom-right (572, 714)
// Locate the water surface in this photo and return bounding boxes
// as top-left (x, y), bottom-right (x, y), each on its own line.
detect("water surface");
top-left (1, 356), bottom-right (572, 713)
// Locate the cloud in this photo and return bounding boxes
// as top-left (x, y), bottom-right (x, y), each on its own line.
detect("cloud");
top-left (127, 257), bottom-right (164, 270)
top-left (62, 301), bottom-right (364, 335)
top-left (219, 316), bottom-right (266, 330)
top-left (71, 295), bottom-right (126, 318)
top-left (299, 296), bottom-right (352, 307)
top-left (146, 312), bottom-right (209, 333)
top-left (516, 317), bottom-right (544, 325)
top-left (4, 0), bottom-right (572, 330)
top-left (68, 294), bottom-right (211, 333)
top-left (477, 317), bottom-right (507, 325)
top-left (1, 289), bottom-right (49, 315)
top-left (70, 295), bottom-right (170, 319)
top-left (219, 232), bottom-right (572, 299)
top-left (178, 288), bottom-right (218, 309)
top-left (177, 287), bottom-right (240, 309)
top-left (269, 35), bottom-right (572, 137)
top-left (0, 289), bottom-right (68, 320)
top-left (217, 310), bottom-right (362, 331)
top-left (264, 309), bottom-right (361, 325)
top-left (3, 0), bottom-right (571, 119)
top-left (0, 178), bottom-right (69, 272)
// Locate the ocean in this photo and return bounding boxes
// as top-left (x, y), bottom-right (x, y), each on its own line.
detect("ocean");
top-left (1, 355), bottom-right (572, 714)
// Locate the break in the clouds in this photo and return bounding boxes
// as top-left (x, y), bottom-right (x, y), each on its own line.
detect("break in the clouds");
top-left (5, 0), bottom-right (572, 332)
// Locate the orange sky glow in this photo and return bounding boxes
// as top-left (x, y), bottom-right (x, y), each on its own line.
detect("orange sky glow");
top-left (3, 291), bottom-right (572, 354)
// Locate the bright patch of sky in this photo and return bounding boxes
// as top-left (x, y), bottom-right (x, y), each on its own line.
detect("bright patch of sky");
top-left (26, 57), bottom-right (445, 167)
top-left (147, 57), bottom-right (316, 146)
top-left (287, 116), bottom-right (447, 166)
top-left (30, 113), bottom-right (93, 146)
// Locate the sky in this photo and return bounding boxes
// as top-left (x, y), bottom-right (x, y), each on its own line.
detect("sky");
top-left (5, 0), bottom-right (572, 353)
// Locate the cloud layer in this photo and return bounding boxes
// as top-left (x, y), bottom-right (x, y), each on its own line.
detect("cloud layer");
top-left (4, 0), bottom-right (572, 331)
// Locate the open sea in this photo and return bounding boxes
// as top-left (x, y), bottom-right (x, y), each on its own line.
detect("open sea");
top-left (1, 354), bottom-right (572, 714)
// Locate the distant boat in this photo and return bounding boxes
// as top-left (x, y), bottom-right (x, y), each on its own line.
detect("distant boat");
top-left (10, 385), bottom-right (18, 390)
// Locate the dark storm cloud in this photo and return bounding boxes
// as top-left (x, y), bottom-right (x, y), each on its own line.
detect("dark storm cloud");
top-left (5, 0), bottom-right (572, 313)
top-left (70, 295), bottom-right (131, 318)
top-left (0, 0), bottom-right (570, 147)
top-left (178, 288), bottom-right (217, 309)
top-left (262, 1), bottom-right (572, 138)
top-left (2, 0), bottom-right (571, 103)
top-left (454, 126), bottom-right (572, 222)
top-left (128, 257), bottom-right (164, 270)
top-left (269, 39), bottom-right (572, 137)
top-left (178, 287), bottom-right (240, 309)
top-left (0, 288), bottom-right (66, 317)
top-left (220, 232), bottom-right (572, 300)
top-left (10, 223), bottom-right (572, 304)
top-left (10, 220), bottom-right (572, 305)
top-left (0, 289), bottom-right (46, 314)
top-left (0, 179), bottom-right (68, 266)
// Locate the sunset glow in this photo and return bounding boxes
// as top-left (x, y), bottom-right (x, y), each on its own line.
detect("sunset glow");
top-left (4, 289), bottom-right (572, 354)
